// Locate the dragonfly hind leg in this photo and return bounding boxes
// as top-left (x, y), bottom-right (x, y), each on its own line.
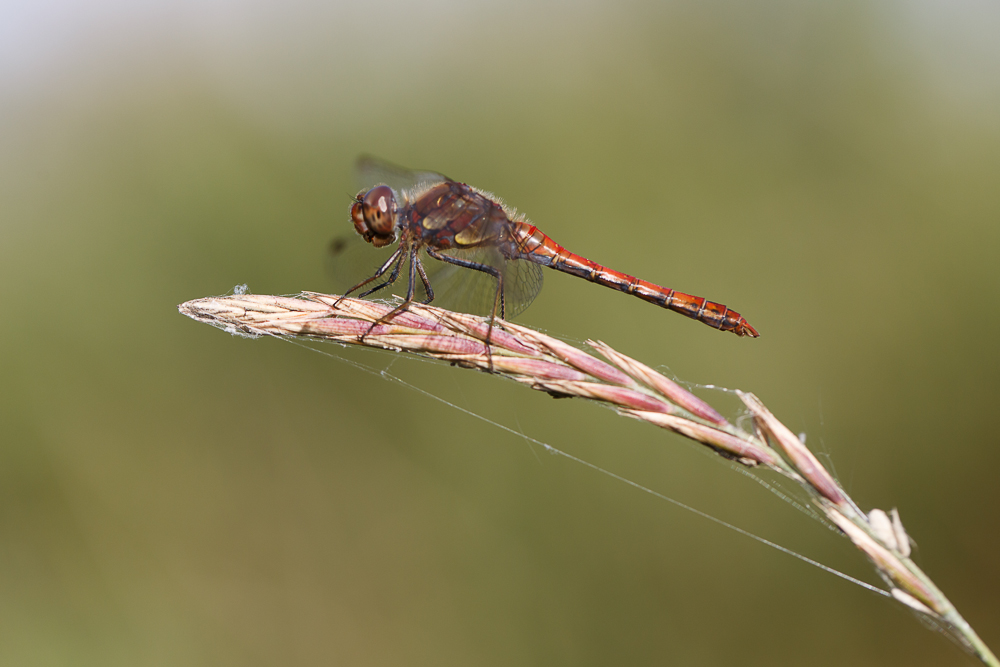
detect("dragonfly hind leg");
top-left (425, 248), bottom-right (505, 371)
top-left (424, 248), bottom-right (506, 319)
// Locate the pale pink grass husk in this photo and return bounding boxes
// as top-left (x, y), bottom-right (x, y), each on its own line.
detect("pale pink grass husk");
top-left (178, 290), bottom-right (997, 666)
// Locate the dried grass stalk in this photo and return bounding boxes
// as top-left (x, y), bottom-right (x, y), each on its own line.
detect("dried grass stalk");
top-left (178, 290), bottom-right (997, 666)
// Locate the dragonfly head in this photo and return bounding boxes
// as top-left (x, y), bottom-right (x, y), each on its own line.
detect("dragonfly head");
top-left (352, 185), bottom-right (398, 248)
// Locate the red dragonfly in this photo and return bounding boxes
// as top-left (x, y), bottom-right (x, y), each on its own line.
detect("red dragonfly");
top-left (337, 156), bottom-right (758, 337)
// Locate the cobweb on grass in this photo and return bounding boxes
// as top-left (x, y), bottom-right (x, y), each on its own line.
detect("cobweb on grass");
top-left (234, 300), bottom-right (889, 600)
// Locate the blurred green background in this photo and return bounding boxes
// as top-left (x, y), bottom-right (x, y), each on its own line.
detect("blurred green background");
top-left (1, 1), bottom-right (998, 665)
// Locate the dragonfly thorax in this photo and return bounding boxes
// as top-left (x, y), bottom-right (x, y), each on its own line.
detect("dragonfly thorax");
top-left (352, 185), bottom-right (399, 248)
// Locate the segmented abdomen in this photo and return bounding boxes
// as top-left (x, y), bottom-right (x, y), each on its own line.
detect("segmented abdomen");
top-left (509, 222), bottom-right (759, 337)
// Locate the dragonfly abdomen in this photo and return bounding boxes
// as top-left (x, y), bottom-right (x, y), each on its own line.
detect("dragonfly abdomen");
top-left (511, 223), bottom-right (759, 337)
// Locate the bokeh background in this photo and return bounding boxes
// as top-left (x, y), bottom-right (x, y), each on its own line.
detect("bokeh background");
top-left (2, 1), bottom-right (998, 665)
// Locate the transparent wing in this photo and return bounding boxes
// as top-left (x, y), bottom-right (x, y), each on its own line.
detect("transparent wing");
top-left (417, 246), bottom-right (544, 319)
top-left (337, 156), bottom-right (543, 317)
top-left (328, 236), bottom-right (544, 318)
top-left (355, 155), bottom-right (449, 193)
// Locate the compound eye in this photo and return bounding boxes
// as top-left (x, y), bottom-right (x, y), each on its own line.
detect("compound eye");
top-left (361, 185), bottom-right (396, 236)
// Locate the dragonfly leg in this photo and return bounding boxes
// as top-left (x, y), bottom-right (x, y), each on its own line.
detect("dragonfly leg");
top-left (424, 248), bottom-right (506, 317)
top-left (425, 248), bottom-right (504, 371)
top-left (334, 246), bottom-right (404, 307)
top-left (414, 255), bottom-right (434, 305)
top-left (361, 247), bottom-right (419, 341)
top-left (357, 254), bottom-right (404, 299)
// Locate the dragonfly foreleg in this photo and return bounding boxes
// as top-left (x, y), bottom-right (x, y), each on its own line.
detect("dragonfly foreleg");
top-left (357, 249), bottom-right (407, 299)
top-left (335, 246), bottom-right (405, 307)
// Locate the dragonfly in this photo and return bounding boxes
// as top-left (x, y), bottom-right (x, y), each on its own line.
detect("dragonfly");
top-left (334, 156), bottom-right (758, 338)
